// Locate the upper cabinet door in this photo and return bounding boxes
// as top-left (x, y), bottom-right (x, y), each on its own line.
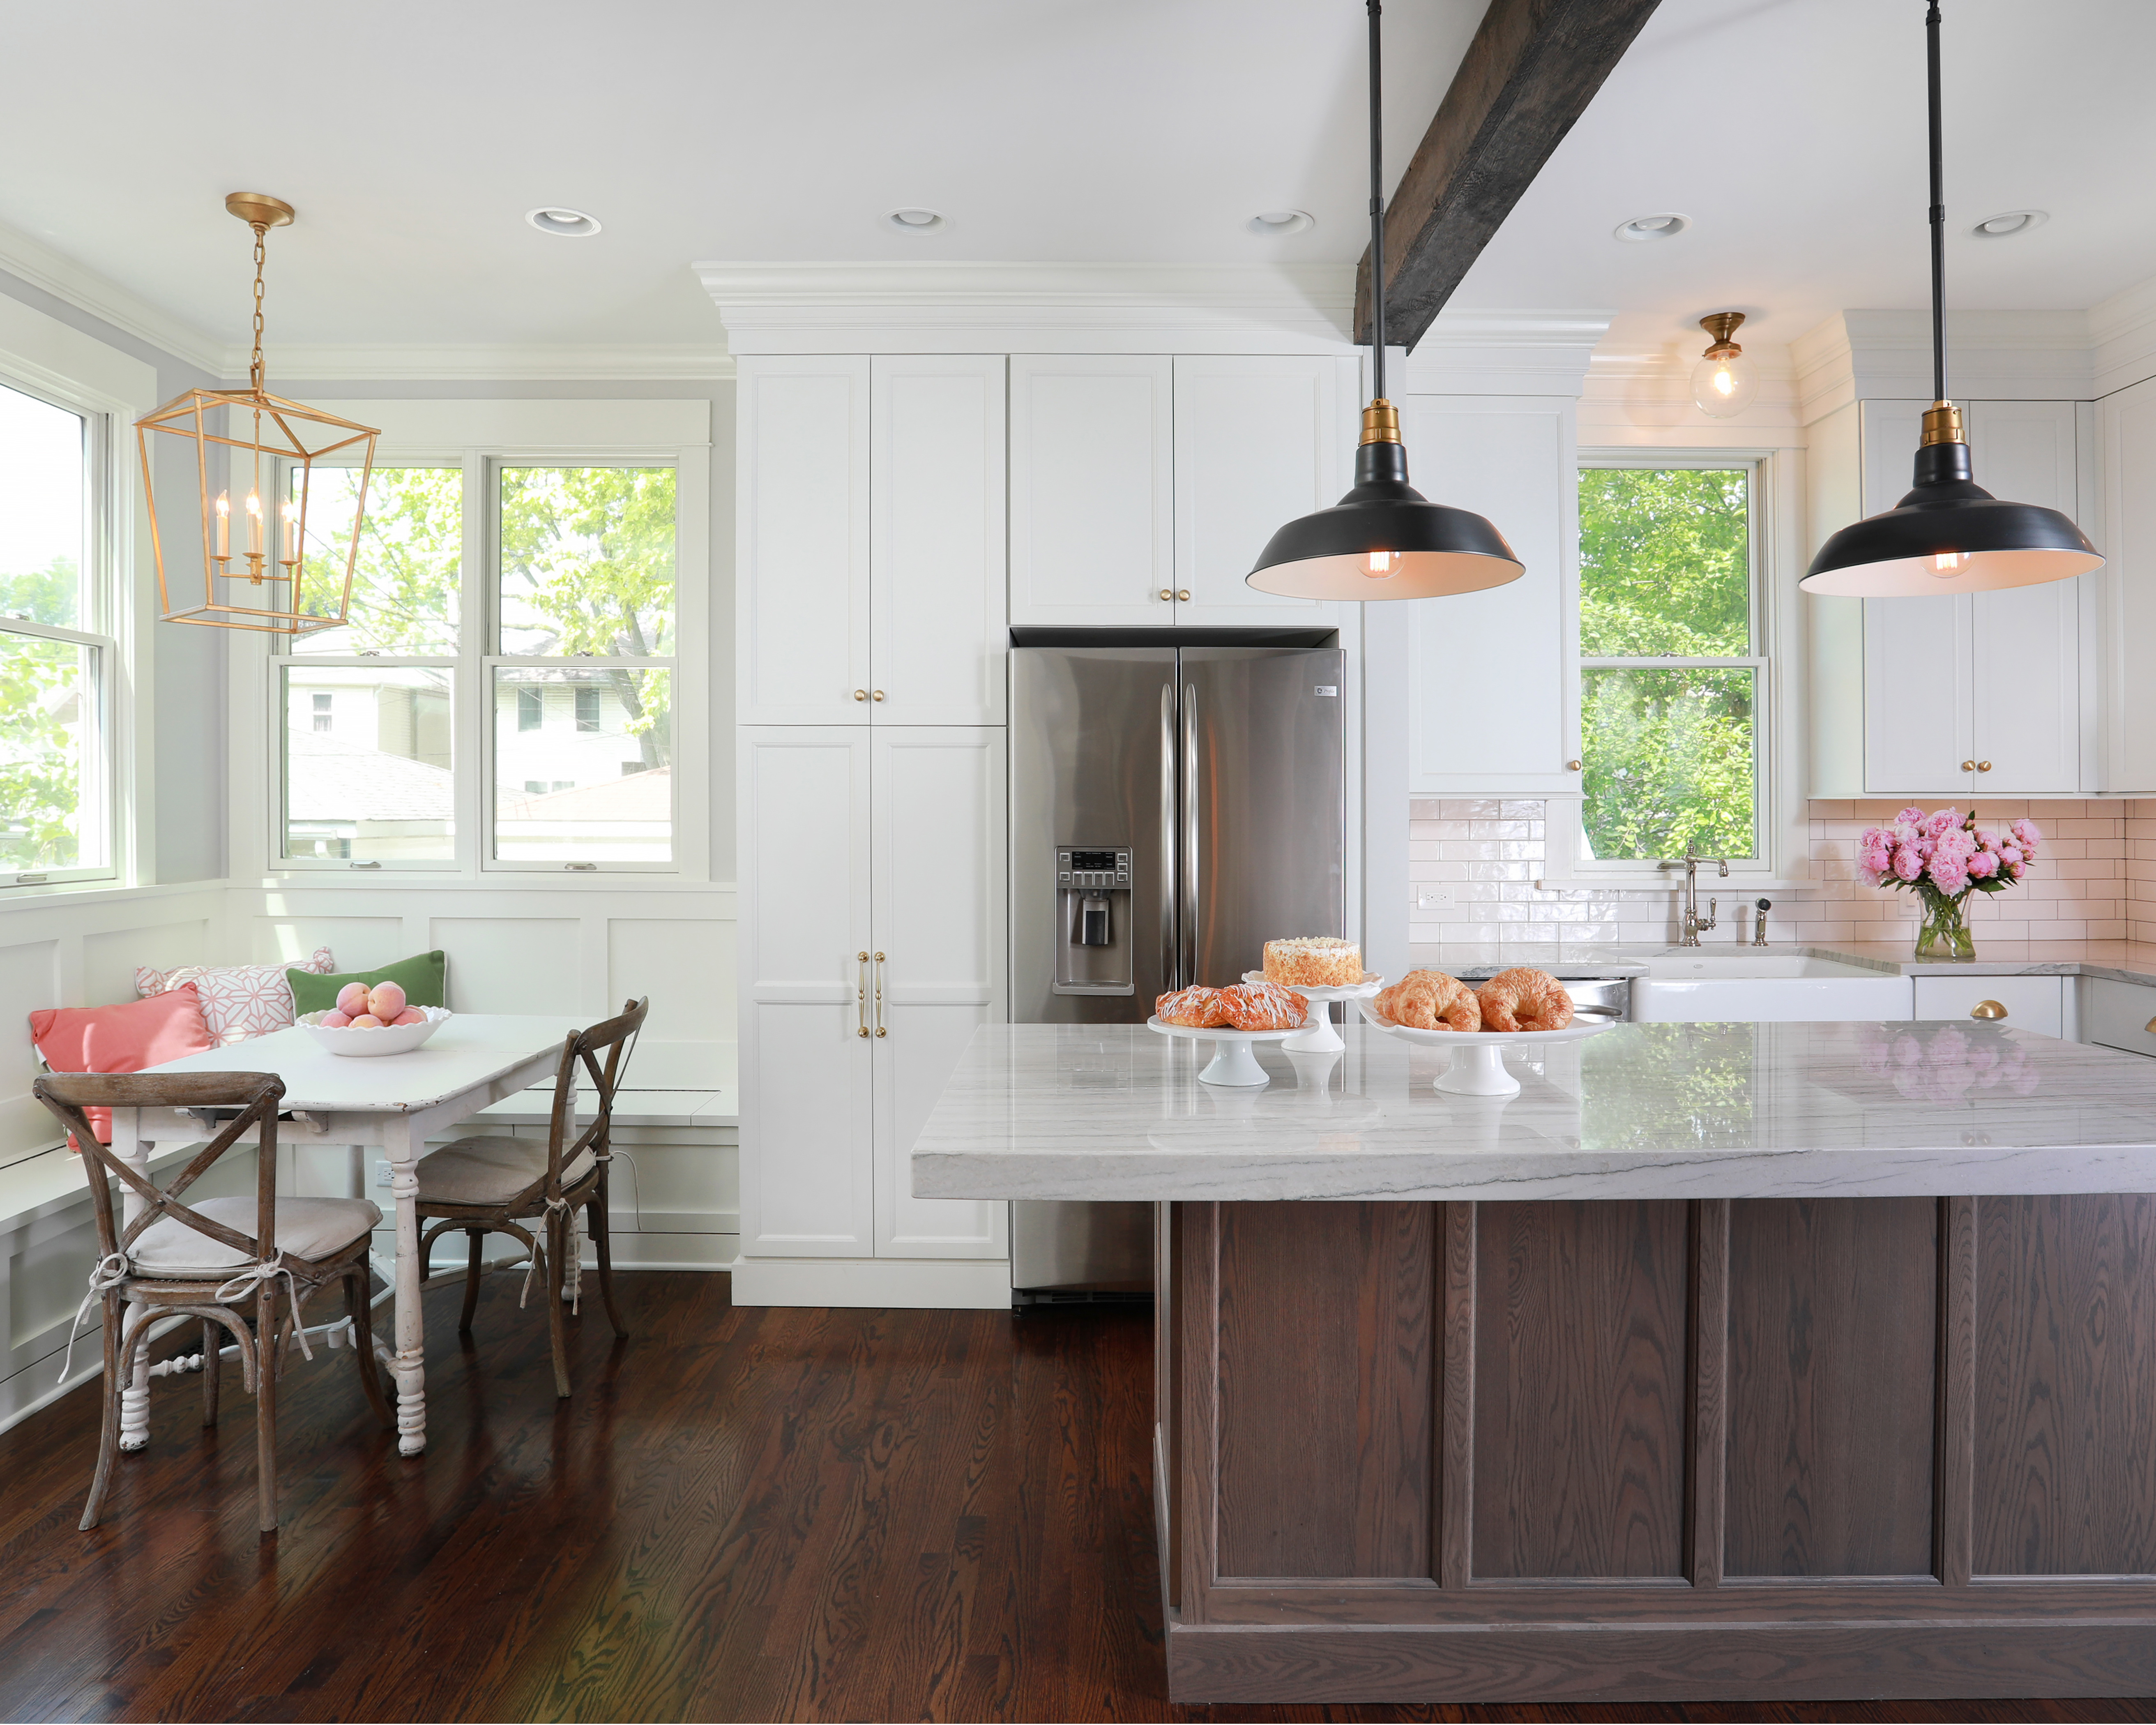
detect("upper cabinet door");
top-left (2101, 375), bottom-right (2156, 793)
top-left (1966, 400), bottom-right (2084, 795)
top-left (1171, 355), bottom-right (1354, 626)
top-left (1009, 355), bottom-right (1177, 627)
top-left (871, 356), bottom-right (1007, 725)
top-left (738, 357), bottom-right (872, 725)
top-left (1398, 397), bottom-right (1577, 793)
top-left (870, 726), bottom-right (1008, 1260)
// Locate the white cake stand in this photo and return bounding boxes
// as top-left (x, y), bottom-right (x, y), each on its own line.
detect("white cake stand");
top-left (1147, 1015), bottom-right (1300, 1086)
top-left (1241, 972), bottom-right (1384, 1054)
top-left (1354, 997), bottom-right (1617, 1097)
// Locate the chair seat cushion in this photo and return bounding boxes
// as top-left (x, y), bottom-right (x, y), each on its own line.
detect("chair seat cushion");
top-left (415, 1136), bottom-right (595, 1207)
top-left (131, 1195), bottom-right (382, 1278)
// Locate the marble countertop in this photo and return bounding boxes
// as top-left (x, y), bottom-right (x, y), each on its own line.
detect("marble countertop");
top-left (911, 1020), bottom-right (2156, 1204)
top-left (1416, 940), bottom-right (2156, 986)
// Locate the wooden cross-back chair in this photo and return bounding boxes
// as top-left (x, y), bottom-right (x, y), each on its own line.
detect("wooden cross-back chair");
top-left (413, 996), bottom-right (647, 1396)
top-left (33, 1070), bottom-right (389, 1534)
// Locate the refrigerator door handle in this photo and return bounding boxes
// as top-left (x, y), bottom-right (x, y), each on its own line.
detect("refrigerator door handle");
top-left (1161, 680), bottom-right (1179, 992)
top-left (1182, 680), bottom-right (1198, 991)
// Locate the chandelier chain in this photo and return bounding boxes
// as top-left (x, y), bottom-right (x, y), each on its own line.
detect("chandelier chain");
top-left (250, 223), bottom-right (267, 393)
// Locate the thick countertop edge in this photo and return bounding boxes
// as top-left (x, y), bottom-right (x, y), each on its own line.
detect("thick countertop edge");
top-left (1418, 943), bottom-right (2156, 986)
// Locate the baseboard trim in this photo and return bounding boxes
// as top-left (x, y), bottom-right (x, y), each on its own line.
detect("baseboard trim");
top-left (730, 1256), bottom-right (1011, 1310)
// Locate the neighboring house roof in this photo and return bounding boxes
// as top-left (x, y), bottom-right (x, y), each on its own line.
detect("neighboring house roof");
top-left (287, 729), bottom-right (455, 821)
top-left (497, 766), bottom-right (670, 823)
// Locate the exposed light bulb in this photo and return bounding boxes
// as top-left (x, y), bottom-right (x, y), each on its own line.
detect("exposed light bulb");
top-left (1689, 314), bottom-right (1760, 418)
top-left (1711, 365), bottom-right (1737, 397)
top-left (1931, 550), bottom-right (1967, 577)
top-left (1364, 549), bottom-right (1401, 579)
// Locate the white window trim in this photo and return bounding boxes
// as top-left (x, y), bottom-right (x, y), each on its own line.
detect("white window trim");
top-left (232, 398), bottom-right (712, 888)
top-left (1540, 447), bottom-right (1812, 891)
top-left (0, 299), bottom-right (157, 895)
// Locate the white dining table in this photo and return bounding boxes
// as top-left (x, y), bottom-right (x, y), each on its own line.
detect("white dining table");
top-left (120, 1013), bottom-right (588, 1455)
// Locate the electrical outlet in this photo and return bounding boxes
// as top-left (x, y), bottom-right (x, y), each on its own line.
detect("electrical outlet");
top-left (373, 1160), bottom-right (392, 1189)
top-left (1415, 887), bottom-right (1453, 909)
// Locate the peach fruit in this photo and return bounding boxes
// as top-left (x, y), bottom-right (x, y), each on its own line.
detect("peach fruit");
top-left (366, 981), bottom-right (407, 1020)
top-left (348, 1013), bottom-right (384, 1029)
top-left (320, 1009), bottom-right (352, 1028)
top-left (390, 1008), bottom-right (425, 1026)
top-left (335, 981), bottom-right (370, 1016)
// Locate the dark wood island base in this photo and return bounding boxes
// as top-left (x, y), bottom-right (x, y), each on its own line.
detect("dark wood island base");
top-left (1156, 1197), bottom-right (2156, 1704)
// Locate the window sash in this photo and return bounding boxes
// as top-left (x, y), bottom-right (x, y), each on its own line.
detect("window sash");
top-left (0, 619), bottom-right (114, 886)
top-left (1575, 661), bottom-right (1768, 869)
top-left (482, 655), bottom-right (677, 873)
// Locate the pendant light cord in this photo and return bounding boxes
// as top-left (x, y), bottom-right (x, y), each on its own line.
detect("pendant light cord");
top-left (1926, 0), bottom-right (1946, 404)
top-left (1368, 0), bottom-right (1387, 402)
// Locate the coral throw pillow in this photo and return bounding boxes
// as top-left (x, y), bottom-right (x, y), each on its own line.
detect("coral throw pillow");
top-left (30, 984), bottom-right (217, 1147)
top-left (137, 946), bottom-right (334, 1045)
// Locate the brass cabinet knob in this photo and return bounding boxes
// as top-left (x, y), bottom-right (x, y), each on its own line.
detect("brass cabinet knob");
top-left (1977, 761), bottom-right (1992, 772)
top-left (854, 690), bottom-right (868, 701)
top-left (1177, 589), bottom-right (1191, 601)
top-left (1566, 759), bottom-right (1583, 771)
top-left (872, 690), bottom-right (885, 701)
top-left (1970, 999), bottom-right (2008, 1020)
top-left (1960, 759), bottom-right (1976, 771)
top-left (1158, 588), bottom-right (1173, 602)
top-left (2144, 1014), bottom-right (2156, 1035)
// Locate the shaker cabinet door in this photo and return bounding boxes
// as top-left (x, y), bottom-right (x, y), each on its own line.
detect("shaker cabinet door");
top-left (1009, 355), bottom-right (1178, 627)
top-left (737, 357), bottom-right (872, 726)
top-left (870, 728), bottom-right (1008, 1259)
top-left (737, 727), bottom-right (875, 1257)
top-left (870, 355), bottom-right (1007, 724)
top-left (1171, 355), bottom-right (1352, 626)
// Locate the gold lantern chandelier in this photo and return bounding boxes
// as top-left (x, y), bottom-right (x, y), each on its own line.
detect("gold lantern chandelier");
top-left (136, 193), bottom-right (380, 634)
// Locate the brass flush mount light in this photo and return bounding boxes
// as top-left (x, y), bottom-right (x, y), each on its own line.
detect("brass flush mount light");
top-left (1690, 313), bottom-right (1759, 417)
top-left (136, 193), bottom-right (380, 634)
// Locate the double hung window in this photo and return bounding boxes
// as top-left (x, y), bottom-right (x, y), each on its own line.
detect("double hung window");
top-left (0, 378), bottom-right (113, 886)
top-left (274, 459), bottom-right (677, 871)
top-left (1576, 464), bottom-right (1767, 868)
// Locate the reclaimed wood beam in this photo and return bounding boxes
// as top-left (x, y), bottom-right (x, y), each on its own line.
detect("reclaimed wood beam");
top-left (1357, 0), bottom-right (1662, 352)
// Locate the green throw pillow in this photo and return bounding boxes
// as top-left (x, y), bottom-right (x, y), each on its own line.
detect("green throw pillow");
top-left (290, 950), bottom-right (448, 1015)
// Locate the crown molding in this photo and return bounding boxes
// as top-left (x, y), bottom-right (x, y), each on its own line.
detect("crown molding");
top-left (2089, 270), bottom-right (2156, 398)
top-left (0, 218), bottom-right (226, 377)
top-left (1399, 308), bottom-right (1614, 397)
top-left (1790, 309), bottom-right (2094, 422)
top-left (695, 260), bottom-right (1359, 355)
top-left (266, 345), bottom-right (735, 383)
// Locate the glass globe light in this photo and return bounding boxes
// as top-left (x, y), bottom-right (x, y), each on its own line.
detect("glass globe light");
top-left (1689, 313), bottom-right (1759, 418)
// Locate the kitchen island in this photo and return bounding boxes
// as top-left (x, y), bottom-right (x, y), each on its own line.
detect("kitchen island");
top-left (914, 1019), bottom-right (2156, 1704)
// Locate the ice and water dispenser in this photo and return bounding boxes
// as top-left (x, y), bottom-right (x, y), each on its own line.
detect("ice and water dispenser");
top-left (1051, 845), bottom-right (1134, 997)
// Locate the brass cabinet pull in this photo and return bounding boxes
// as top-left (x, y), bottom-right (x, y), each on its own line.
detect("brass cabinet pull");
top-left (1970, 999), bottom-right (2008, 1020)
top-left (856, 952), bottom-right (870, 1037)
top-left (1158, 588), bottom-right (1173, 602)
top-left (871, 690), bottom-right (885, 701)
top-left (873, 952), bottom-right (887, 1037)
top-left (1960, 759), bottom-right (1976, 771)
top-left (2144, 1014), bottom-right (2156, 1035)
top-left (1567, 759), bottom-right (1583, 771)
top-left (1976, 760), bottom-right (1992, 772)
top-left (1177, 589), bottom-right (1191, 601)
top-left (853, 689), bottom-right (868, 701)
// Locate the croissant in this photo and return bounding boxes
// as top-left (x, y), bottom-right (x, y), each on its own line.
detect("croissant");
top-left (1476, 968), bottom-right (1573, 1033)
top-left (1373, 970), bottom-right (1480, 1032)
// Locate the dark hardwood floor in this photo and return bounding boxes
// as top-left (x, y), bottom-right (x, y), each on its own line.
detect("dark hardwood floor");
top-left (0, 1271), bottom-right (2146, 1724)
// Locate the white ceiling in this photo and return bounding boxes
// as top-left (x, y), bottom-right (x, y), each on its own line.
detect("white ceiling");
top-left (2, 0), bottom-right (2149, 358)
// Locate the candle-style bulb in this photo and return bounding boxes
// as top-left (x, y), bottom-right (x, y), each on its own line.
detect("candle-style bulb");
top-left (281, 500), bottom-right (299, 562)
top-left (245, 491), bottom-right (262, 555)
top-left (214, 491), bottom-right (230, 558)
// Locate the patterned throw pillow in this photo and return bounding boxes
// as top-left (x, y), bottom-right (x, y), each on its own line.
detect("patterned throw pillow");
top-left (136, 947), bottom-right (334, 1045)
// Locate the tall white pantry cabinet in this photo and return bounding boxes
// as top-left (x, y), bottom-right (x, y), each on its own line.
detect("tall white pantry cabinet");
top-left (736, 354), bottom-right (1011, 1309)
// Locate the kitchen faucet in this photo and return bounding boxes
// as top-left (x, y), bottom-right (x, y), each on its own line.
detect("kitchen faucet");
top-left (1657, 850), bottom-right (1728, 946)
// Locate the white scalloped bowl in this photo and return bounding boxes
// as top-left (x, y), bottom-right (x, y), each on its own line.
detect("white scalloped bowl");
top-left (296, 1005), bottom-right (452, 1057)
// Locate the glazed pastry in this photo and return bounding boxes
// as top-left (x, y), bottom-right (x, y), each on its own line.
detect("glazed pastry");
top-left (1262, 937), bottom-right (1364, 987)
top-left (1475, 968), bottom-right (1573, 1033)
top-left (1218, 980), bottom-right (1308, 1031)
top-left (1373, 971), bottom-right (1480, 1032)
top-left (1156, 986), bottom-right (1230, 1028)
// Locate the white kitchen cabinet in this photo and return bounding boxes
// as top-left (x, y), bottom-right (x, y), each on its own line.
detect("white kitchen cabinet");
top-left (737, 357), bottom-right (872, 726)
top-left (1912, 973), bottom-right (2065, 1039)
top-left (1172, 355), bottom-right (1354, 627)
top-left (738, 725), bottom-right (1007, 1265)
top-left (2085, 977), bottom-right (2156, 1058)
top-left (871, 356), bottom-right (1006, 725)
top-left (1398, 396), bottom-right (1578, 793)
top-left (1009, 354), bottom-right (1177, 627)
top-left (2098, 374), bottom-right (2156, 793)
top-left (1857, 399), bottom-right (2087, 796)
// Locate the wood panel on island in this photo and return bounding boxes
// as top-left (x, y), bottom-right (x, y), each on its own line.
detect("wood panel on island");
top-left (1164, 1193), bottom-right (2156, 1704)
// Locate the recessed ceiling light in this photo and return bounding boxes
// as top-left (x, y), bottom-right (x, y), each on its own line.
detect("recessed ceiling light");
top-left (525, 207), bottom-right (601, 238)
top-left (1248, 210), bottom-right (1315, 236)
top-left (1613, 212), bottom-right (1691, 243)
top-left (1973, 209), bottom-right (2048, 238)
top-left (885, 208), bottom-right (947, 234)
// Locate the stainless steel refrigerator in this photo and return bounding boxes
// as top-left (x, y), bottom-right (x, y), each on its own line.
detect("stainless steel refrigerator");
top-left (1009, 641), bottom-right (1347, 1300)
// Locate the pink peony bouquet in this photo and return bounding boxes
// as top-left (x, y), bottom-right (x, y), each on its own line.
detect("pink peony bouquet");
top-left (1857, 806), bottom-right (2038, 960)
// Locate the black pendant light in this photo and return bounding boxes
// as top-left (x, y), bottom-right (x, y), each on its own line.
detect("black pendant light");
top-left (1801, 1), bottom-right (2101, 598)
top-left (1245, 0), bottom-right (1523, 602)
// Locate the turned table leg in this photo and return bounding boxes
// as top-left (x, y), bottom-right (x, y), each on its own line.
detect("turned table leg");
top-left (384, 1119), bottom-right (427, 1455)
top-left (117, 1110), bottom-right (152, 1452)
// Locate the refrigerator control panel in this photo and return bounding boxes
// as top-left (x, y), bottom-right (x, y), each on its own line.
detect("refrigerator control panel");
top-left (1056, 847), bottom-right (1131, 891)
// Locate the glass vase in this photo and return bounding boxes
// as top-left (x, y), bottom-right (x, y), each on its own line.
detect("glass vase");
top-left (1913, 888), bottom-right (1976, 962)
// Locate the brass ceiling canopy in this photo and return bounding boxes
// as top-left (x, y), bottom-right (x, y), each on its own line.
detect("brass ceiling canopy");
top-left (136, 194), bottom-right (378, 634)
